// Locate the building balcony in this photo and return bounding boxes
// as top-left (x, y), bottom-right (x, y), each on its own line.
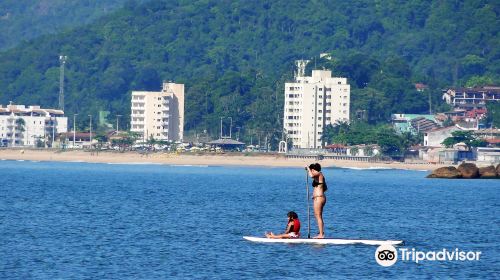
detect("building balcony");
top-left (131, 125), bottom-right (144, 130)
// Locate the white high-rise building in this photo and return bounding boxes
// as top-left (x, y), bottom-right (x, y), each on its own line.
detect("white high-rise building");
top-left (284, 60), bottom-right (350, 149)
top-left (130, 82), bottom-right (184, 142)
top-left (0, 104), bottom-right (68, 147)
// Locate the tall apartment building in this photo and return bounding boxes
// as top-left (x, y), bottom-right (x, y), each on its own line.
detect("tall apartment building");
top-left (284, 60), bottom-right (350, 149)
top-left (0, 104), bottom-right (68, 147)
top-left (130, 82), bottom-right (184, 142)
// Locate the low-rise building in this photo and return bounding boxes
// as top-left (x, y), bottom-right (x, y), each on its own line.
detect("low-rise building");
top-left (392, 114), bottom-right (439, 135)
top-left (419, 147), bottom-right (474, 164)
top-left (0, 104), bottom-right (67, 147)
top-left (476, 147), bottom-right (500, 164)
top-left (423, 126), bottom-right (461, 147)
top-left (60, 132), bottom-right (95, 148)
top-left (442, 86), bottom-right (500, 111)
top-left (415, 83), bottom-right (429, 92)
top-left (474, 128), bottom-right (500, 140)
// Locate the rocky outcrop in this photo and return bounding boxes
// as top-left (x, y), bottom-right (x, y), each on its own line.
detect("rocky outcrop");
top-left (457, 163), bottom-right (480, 179)
top-left (427, 166), bottom-right (462, 178)
top-left (478, 166), bottom-right (498, 179)
top-left (429, 163), bottom-right (499, 179)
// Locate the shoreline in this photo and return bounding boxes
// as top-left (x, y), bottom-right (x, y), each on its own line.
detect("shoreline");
top-left (0, 148), bottom-right (449, 171)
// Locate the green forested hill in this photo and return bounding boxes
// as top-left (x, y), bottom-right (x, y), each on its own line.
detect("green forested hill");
top-left (0, 0), bottom-right (149, 50)
top-left (0, 0), bottom-right (498, 141)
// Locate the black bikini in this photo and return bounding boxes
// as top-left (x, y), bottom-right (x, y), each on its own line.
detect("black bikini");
top-left (312, 179), bottom-right (327, 189)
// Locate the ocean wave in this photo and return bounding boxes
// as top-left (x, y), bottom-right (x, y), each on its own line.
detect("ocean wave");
top-left (329, 166), bottom-right (394, 171)
top-left (170, 164), bottom-right (209, 167)
top-left (106, 162), bottom-right (163, 165)
top-left (330, 165), bottom-right (430, 172)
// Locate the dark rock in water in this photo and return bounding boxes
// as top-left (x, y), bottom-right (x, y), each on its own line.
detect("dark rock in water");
top-left (478, 166), bottom-right (498, 179)
top-left (427, 166), bottom-right (462, 179)
top-left (457, 163), bottom-right (479, 179)
top-left (497, 164), bottom-right (500, 175)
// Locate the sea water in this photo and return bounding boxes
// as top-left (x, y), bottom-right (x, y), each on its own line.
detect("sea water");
top-left (0, 160), bottom-right (498, 279)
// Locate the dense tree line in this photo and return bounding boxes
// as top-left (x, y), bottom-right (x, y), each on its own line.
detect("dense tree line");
top-left (321, 121), bottom-right (421, 157)
top-left (0, 0), bottom-right (498, 146)
top-left (0, 0), bottom-right (149, 50)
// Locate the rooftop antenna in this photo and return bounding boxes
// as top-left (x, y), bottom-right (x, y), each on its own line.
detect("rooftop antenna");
top-left (59, 55), bottom-right (67, 111)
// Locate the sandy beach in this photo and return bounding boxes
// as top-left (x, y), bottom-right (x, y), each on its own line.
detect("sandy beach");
top-left (0, 148), bottom-right (449, 171)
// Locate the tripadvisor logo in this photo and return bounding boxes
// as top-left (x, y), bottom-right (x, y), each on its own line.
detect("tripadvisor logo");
top-left (375, 245), bottom-right (398, 267)
top-left (374, 245), bottom-right (482, 266)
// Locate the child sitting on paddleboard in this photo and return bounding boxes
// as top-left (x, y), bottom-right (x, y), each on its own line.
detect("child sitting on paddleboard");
top-left (265, 211), bottom-right (301, 239)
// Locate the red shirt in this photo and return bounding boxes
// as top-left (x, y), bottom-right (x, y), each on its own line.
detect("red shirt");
top-left (290, 219), bottom-right (300, 234)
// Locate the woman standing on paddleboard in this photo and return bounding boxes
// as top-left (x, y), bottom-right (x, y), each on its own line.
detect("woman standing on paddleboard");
top-left (307, 163), bottom-right (327, 238)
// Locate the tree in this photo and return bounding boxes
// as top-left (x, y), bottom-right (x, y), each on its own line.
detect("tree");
top-left (147, 134), bottom-right (157, 150)
top-left (94, 133), bottom-right (108, 152)
top-left (111, 132), bottom-right (136, 152)
top-left (350, 146), bottom-right (359, 156)
top-left (466, 76), bottom-right (493, 87)
top-left (15, 118), bottom-right (26, 146)
top-left (363, 146), bottom-right (374, 156)
top-left (443, 117), bottom-right (454, 127)
top-left (442, 131), bottom-right (487, 150)
top-left (484, 102), bottom-right (500, 128)
top-left (376, 127), bottom-right (403, 156)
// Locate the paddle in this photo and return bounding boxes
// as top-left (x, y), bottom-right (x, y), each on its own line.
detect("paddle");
top-left (306, 167), bottom-right (311, 239)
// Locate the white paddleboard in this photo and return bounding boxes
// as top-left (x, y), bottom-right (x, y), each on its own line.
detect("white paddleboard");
top-left (243, 236), bottom-right (403, 246)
